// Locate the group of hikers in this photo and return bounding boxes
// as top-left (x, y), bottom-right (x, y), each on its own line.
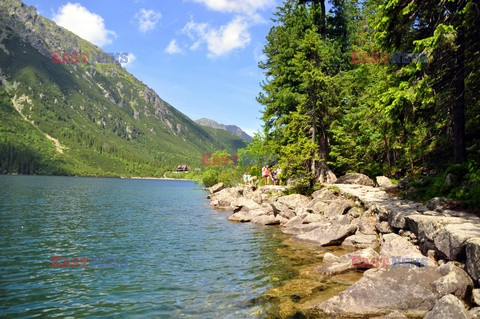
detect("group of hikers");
top-left (242, 165), bottom-right (282, 186)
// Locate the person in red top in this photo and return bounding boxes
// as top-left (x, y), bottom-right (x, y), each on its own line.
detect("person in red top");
top-left (262, 165), bottom-right (271, 185)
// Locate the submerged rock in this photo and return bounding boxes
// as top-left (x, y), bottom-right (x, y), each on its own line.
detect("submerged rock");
top-left (319, 247), bottom-right (380, 275)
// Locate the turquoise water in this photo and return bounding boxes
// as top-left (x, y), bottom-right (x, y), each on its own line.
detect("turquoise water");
top-left (0, 175), bottom-right (295, 318)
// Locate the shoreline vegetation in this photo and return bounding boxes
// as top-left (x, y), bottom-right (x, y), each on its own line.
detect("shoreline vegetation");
top-left (206, 173), bottom-right (480, 318)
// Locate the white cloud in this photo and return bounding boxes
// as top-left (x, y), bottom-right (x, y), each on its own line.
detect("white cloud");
top-left (135, 9), bottom-right (162, 33)
top-left (192, 0), bottom-right (273, 17)
top-left (183, 16), bottom-right (251, 57)
top-left (121, 53), bottom-right (136, 68)
top-left (53, 3), bottom-right (116, 47)
top-left (165, 39), bottom-right (183, 54)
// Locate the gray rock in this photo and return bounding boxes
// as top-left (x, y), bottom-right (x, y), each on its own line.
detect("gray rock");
top-left (352, 214), bottom-right (377, 235)
top-left (296, 223), bottom-right (357, 246)
top-left (311, 188), bottom-right (339, 201)
top-left (388, 209), bottom-right (416, 229)
top-left (283, 216), bottom-right (304, 229)
top-left (252, 214), bottom-right (280, 226)
top-left (303, 214), bottom-right (327, 224)
top-left (227, 212), bottom-right (251, 222)
top-left (424, 294), bottom-right (469, 319)
top-left (376, 221), bottom-right (393, 234)
top-left (471, 307), bottom-right (480, 319)
top-left (282, 222), bottom-right (324, 235)
top-left (472, 289), bottom-right (480, 306)
top-left (271, 201), bottom-right (296, 219)
top-left (335, 173), bottom-right (375, 186)
top-left (232, 197), bottom-right (261, 213)
top-left (427, 196), bottom-right (454, 211)
top-left (405, 215), bottom-right (465, 253)
top-left (209, 182), bottom-right (224, 194)
top-left (276, 194), bottom-right (310, 210)
top-left (376, 312), bottom-right (408, 319)
top-left (376, 176), bottom-right (395, 188)
top-left (328, 214), bottom-right (354, 226)
top-left (380, 233), bottom-right (433, 268)
top-left (346, 207), bottom-right (362, 218)
top-left (317, 267), bottom-right (443, 317)
top-left (323, 199), bottom-right (354, 218)
top-left (432, 263), bottom-right (473, 300)
top-left (305, 198), bottom-right (329, 215)
top-left (342, 233), bottom-right (379, 249)
top-left (319, 247), bottom-right (380, 275)
top-left (397, 176), bottom-right (411, 189)
top-left (435, 223), bottom-right (480, 260)
top-left (466, 238), bottom-right (480, 286)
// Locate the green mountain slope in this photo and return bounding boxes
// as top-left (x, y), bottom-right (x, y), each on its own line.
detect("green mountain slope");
top-left (0, 0), bottom-right (247, 177)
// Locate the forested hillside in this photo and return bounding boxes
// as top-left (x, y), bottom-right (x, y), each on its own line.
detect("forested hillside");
top-left (0, 0), bottom-right (247, 177)
top-left (247, 0), bottom-right (480, 206)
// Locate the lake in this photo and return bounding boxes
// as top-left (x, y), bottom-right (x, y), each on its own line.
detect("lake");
top-left (0, 175), bottom-right (304, 318)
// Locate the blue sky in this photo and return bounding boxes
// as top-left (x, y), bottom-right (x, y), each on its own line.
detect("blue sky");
top-left (22, 0), bottom-right (282, 136)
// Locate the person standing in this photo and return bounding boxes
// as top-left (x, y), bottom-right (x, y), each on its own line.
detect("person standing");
top-left (262, 165), bottom-right (271, 185)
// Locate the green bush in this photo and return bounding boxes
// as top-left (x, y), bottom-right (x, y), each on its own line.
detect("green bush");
top-left (202, 170), bottom-right (219, 187)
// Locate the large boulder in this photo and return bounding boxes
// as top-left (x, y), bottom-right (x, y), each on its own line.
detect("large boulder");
top-left (276, 194), bottom-right (310, 210)
top-left (434, 223), bottom-right (480, 260)
top-left (335, 173), bottom-right (375, 187)
top-left (227, 212), bottom-right (252, 222)
top-left (432, 262), bottom-right (473, 300)
top-left (376, 176), bottom-right (395, 188)
top-left (296, 223), bottom-right (357, 246)
top-left (317, 267), bottom-right (443, 318)
top-left (380, 233), bottom-right (433, 268)
top-left (208, 182), bottom-right (224, 194)
top-left (352, 214), bottom-right (377, 235)
top-left (466, 238), bottom-right (480, 286)
top-left (252, 214), bottom-right (280, 226)
top-left (405, 215), bottom-right (465, 253)
top-left (271, 201), bottom-right (296, 219)
top-left (323, 199), bottom-right (354, 219)
top-left (232, 197), bottom-right (261, 213)
top-left (424, 294), bottom-right (469, 319)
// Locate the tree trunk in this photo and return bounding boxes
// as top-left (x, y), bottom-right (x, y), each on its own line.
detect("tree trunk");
top-left (320, 0), bottom-right (326, 41)
top-left (453, 32), bottom-right (466, 164)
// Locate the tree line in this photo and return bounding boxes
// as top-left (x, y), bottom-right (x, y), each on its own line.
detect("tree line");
top-left (252, 0), bottom-right (479, 201)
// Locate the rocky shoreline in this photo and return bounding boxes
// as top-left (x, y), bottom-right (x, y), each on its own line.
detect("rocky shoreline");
top-left (207, 173), bottom-right (480, 318)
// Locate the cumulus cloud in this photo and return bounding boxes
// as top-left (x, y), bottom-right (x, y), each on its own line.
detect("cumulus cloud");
top-left (53, 3), bottom-right (116, 47)
top-left (165, 39), bottom-right (183, 54)
top-left (121, 53), bottom-right (136, 68)
top-left (183, 16), bottom-right (251, 57)
top-left (135, 9), bottom-right (162, 32)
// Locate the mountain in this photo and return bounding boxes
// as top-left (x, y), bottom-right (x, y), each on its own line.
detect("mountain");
top-left (0, 0), bottom-right (247, 177)
top-left (195, 118), bottom-right (252, 142)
